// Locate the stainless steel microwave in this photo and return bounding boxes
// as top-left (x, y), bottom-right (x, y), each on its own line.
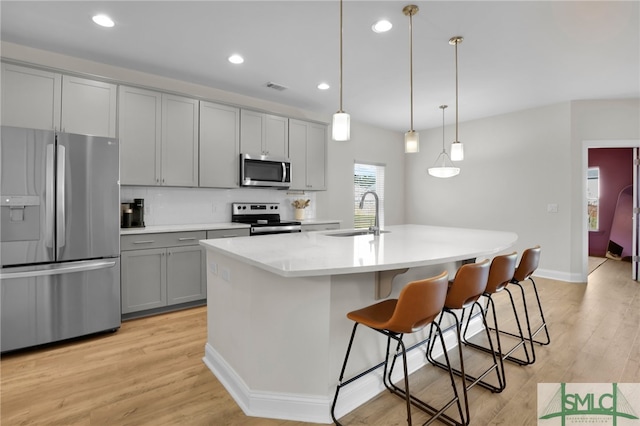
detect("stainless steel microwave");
top-left (240, 153), bottom-right (291, 188)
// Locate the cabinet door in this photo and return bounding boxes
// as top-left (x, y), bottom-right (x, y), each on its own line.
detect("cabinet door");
top-left (240, 109), bottom-right (264, 156)
top-left (288, 119), bottom-right (308, 190)
top-left (265, 114), bottom-right (288, 158)
top-left (289, 119), bottom-right (327, 191)
top-left (166, 245), bottom-right (205, 305)
top-left (118, 86), bottom-right (162, 185)
top-left (162, 94), bottom-right (199, 187)
top-left (61, 75), bottom-right (117, 137)
top-left (200, 101), bottom-right (240, 188)
top-left (121, 248), bottom-right (167, 314)
top-left (305, 122), bottom-right (327, 190)
top-left (1, 63), bottom-right (61, 131)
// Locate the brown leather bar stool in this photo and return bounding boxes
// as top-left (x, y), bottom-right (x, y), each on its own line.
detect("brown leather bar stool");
top-left (331, 271), bottom-right (466, 426)
top-left (461, 252), bottom-right (531, 380)
top-left (427, 259), bottom-right (500, 422)
top-left (506, 245), bottom-right (549, 364)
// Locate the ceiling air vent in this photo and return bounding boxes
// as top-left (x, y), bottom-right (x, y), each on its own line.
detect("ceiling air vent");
top-left (265, 81), bottom-right (288, 91)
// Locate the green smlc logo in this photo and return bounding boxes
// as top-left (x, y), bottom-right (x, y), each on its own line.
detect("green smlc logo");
top-left (539, 383), bottom-right (639, 425)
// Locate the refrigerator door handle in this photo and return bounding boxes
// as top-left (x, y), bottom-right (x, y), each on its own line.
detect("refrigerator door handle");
top-left (45, 144), bottom-right (55, 249)
top-left (56, 145), bottom-right (66, 255)
top-left (0, 259), bottom-right (117, 280)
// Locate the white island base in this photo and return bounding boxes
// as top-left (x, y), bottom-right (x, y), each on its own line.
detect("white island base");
top-left (200, 225), bottom-right (517, 424)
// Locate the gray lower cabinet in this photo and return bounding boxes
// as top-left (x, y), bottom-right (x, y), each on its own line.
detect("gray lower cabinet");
top-left (206, 228), bottom-right (250, 239)
top-left (121, 247), bottom-right (167, 313)
top-left (121, 231), bottom-right (206, 315)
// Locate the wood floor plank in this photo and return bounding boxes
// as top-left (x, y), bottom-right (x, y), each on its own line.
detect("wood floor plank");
top-left (1, 259), bottom-right (638, 425)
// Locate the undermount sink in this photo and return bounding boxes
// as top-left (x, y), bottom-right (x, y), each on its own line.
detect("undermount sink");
top-left (325, 230), bottom-right (390, 237)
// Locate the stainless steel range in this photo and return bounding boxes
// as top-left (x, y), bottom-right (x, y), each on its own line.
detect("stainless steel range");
top-left (232, 203), bottom-right (301, 235)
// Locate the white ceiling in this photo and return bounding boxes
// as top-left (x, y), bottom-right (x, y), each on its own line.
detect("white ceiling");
top-left (1, 1), bottom-right (638, 131)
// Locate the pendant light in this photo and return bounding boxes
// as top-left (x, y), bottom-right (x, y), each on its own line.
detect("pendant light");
top-left (332, 0), bottom-right (350, 141)
top-left (449, 36), bottom-right (464, 161)
top-left (403, 5), bottom-right (419, 153)
top-left (428, 105), bottom-right (460, 178)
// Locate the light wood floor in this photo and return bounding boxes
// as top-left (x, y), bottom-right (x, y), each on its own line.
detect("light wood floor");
top-left (2, 259), bottom-right (638, 425)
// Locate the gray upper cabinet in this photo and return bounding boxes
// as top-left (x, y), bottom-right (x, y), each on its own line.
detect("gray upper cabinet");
top-left (1, 63), bottom-right (116, 137)
top-left (119, 86), bottom-right (162, 186)
top-left (119, 86), bottom-right (199, 187)
top-left (240, 109), bottom-right (288, 158)
top-left (61, 75), bottom-right (117, 137)
top-left (161, 94), bottom-right (199, 187)
top-left (289, 119), bottom-right (327, 190)
top-left (199, 101), bottom-right (240, 188)
top-left (1, 63), bottom-right (61, 131)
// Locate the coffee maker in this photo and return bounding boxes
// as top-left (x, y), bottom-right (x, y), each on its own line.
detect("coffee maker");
top-left (121, 198), bottom-right (145, 228)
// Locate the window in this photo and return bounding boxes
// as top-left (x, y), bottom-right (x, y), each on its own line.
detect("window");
top-left (354, 162), bottom-right (385, 229)
top-left (587, 167), bottom-right (600, 231)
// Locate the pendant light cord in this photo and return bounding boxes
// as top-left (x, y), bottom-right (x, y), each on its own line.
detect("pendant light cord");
top-left (409, 11), bottom-right (414, 132)
top-left (441, 105), bottom-right (446, 152)
top-left (454, 40), bottom-right (458, 142)
top-left (339, 0), bottom-right (344, 113)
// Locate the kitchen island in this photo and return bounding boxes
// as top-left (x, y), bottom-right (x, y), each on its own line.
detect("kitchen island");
top-left (200, 224), bottom-right (517, 423)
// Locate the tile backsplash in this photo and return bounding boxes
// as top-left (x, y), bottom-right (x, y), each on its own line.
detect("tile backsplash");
top-left (120, 186), bottom-right (316, 226)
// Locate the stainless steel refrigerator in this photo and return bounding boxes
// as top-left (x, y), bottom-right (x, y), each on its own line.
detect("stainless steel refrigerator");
top-left (1, 126), bottom-right (121, 352)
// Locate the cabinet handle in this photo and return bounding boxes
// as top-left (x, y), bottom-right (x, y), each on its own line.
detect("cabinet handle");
top-left (178, 237), bottom-right (197, 241)
top-left (132, 240), bottom-right (155, 244)
top-left (222, 234), bottom-right (237, 238)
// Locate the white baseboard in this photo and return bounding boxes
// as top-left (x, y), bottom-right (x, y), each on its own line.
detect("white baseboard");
top-left (203, 316), bottom-right (485, 424)
top-left (534, 269), bottom-right (583, 283)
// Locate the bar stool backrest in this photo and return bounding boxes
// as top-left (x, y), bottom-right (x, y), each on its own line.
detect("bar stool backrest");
top-left (385, 270), bottom-right (449, 333)
top-left (486, 252), bottom-right (518, 294)
top-left (513, 245), bottom-right (541, 282)
top-left (445, 259), bottom-right (490, 309)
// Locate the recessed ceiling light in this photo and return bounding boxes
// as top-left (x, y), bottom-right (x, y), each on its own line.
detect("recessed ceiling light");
top-left (92, 14), bottom-right (114, 28)
top-left (372, 20), bottom-right (392, 33)
top-left (317, 83), bottom-right (330, 90)
top-left (228, 54), bottom-right (244, 64)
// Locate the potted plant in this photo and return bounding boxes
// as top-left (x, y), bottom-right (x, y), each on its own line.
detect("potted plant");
top-left (291, 199), bottom-right (310, 220)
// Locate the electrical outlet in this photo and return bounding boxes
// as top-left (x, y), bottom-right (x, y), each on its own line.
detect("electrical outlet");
top-left (221, 267), bottom-right (231, 282)
top-left (547, 203), bottom-right (559, 213)
top-left (209, 262), bottom-right (218, 274)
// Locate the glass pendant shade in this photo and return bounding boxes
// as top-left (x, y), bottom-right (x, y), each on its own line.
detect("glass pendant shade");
top-left (450, 141), bottom-right (464, 161)
top-left (404, 130), bottom-right (419, 153)
top-left (429, 104), bottom-right (459, 178)
top-left (428, 152), bottom-right (460, 178)
top-left (332, 112), bottom-right (351, 141)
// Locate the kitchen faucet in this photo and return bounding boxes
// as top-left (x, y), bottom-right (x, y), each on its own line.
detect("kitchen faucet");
top-left (358, 191), bottom-right (380, 236)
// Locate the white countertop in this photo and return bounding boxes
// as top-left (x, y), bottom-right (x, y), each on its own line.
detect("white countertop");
top-left (120, 222), bottom-right (249, 235)
top-left (200, 224), bottom-right (517, 277)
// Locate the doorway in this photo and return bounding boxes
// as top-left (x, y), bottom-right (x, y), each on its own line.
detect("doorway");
top-left (582, 140), bottom-right (639, 281)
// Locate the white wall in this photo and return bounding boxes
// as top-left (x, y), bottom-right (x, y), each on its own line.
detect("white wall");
top-left (317, 120), bottom-right (406, 228)
top-left (405, 100), bottom-right (640, 281)
top-left (405, 103), bottom-right (573, 279)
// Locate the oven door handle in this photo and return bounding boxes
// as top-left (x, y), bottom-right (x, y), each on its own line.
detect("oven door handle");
top-left (251, 225), bottom-right (301, 234)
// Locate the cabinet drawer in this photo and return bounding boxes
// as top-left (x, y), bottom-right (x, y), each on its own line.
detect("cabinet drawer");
top-left (206, 228), bottom-right (250, 239)
top-left (121, 231), bottom-right (206, 251)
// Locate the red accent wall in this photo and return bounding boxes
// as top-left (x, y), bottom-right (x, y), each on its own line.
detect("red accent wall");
top-left (588, 148), bottom-right (633, 257)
